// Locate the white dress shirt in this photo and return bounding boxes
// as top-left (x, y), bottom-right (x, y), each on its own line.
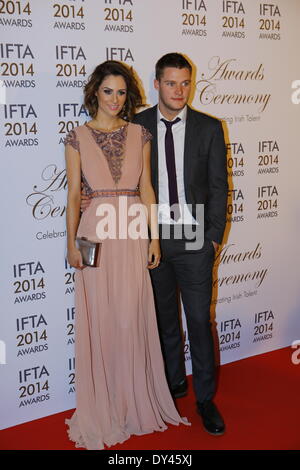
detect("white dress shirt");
top-left (157, 106), bottom-right (198, 225)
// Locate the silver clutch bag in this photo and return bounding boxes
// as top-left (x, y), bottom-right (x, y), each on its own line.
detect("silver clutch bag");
top-left (76, 237), bottom-right (101, 267)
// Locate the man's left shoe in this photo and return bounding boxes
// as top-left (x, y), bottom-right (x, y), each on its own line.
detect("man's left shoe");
top-left (197, 400), bottom-right (225, 436)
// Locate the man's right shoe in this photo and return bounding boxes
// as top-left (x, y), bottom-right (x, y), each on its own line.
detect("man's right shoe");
top-left (171, 379), bottom-right (188, 398)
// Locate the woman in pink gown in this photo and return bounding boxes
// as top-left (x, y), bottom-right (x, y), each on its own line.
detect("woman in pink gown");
top-left (64, 61), bottom-right (189, 450)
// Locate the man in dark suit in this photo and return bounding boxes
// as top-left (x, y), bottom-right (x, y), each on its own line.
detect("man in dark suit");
top-left (133, 53), bottom-right (228, 435)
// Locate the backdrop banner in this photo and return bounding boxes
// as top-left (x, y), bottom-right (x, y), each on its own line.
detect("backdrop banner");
top-left (1, 0), bottom-right (300, 429)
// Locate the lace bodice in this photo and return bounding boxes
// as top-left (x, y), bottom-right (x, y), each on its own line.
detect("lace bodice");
top-left (64, 124), bottom-right (152, 185)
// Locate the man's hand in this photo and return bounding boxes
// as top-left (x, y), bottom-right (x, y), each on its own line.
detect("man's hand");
top-left (148, 239), bottom-right (161, 270)
top-left (81, 193), bottom-right (91, 212)
top-left (212, 241), bottom-right (219, 252)
top-left (81, 182), bottom-right (92, 212)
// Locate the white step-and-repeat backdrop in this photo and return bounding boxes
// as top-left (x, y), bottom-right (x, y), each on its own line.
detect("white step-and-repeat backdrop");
top-left (1, 0), bottom-right (300, 429)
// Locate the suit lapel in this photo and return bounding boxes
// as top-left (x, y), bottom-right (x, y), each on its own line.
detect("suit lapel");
top-left (183, 106), bottom-right (197, 198)
top-left (147, 105), bottom-right (198, 200)
top-left (147, 105), bottom-right (159, 195)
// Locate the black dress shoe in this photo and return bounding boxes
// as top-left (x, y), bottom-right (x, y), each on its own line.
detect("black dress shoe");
top-left (197, 400), bottom-right (225, 436)
top-left (171, 379), bottom-right (188, 398)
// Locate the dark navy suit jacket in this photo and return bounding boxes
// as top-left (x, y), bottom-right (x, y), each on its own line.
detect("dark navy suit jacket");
top-left (133, 105), bottom-right (228, 244)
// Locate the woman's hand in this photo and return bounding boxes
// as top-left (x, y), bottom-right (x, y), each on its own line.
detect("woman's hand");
top-left (67, 246), bottom-right (84, 269)
top-left (147, 239), bottom-right (161, 270)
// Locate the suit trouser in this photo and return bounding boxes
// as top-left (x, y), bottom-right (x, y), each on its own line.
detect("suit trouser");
top-left (150, 226), bottom-right (216, 403)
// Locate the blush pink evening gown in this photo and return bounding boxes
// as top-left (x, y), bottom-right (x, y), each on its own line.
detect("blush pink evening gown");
top-left (64, 122), bottom-right (189, 450)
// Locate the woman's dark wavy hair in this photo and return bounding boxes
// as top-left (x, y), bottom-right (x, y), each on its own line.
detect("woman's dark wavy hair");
top-left (84, 61), bottom-right (143, 121)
